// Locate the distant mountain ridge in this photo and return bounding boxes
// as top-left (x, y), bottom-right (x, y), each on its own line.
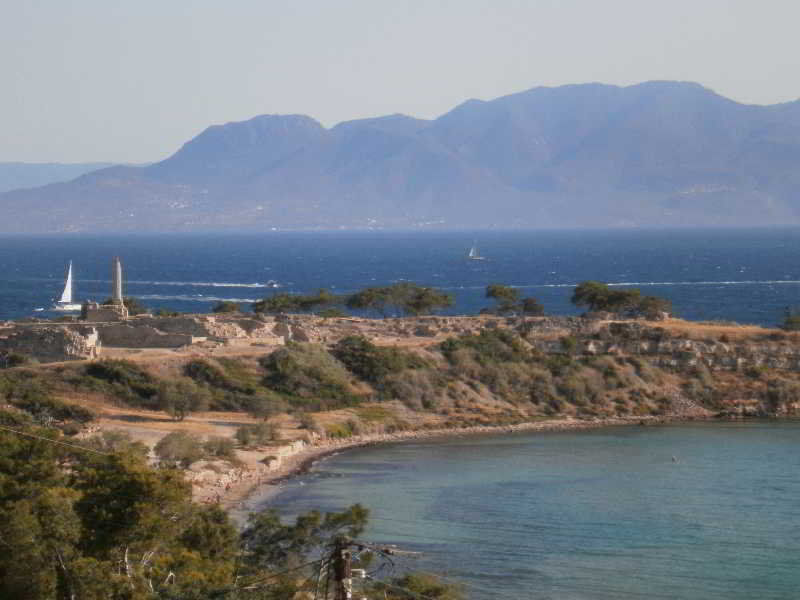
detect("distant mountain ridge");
top-left (0, 162), bottom-right (114, 194)
top-left (3, 81), bottom-right (800, 232)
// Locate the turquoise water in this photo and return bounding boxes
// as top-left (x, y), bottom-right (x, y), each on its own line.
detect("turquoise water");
top-left (261, 422), bottom-right (800, 599)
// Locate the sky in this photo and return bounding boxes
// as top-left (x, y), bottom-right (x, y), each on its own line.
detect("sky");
top-left (3, 0), bottom-right (799, 164)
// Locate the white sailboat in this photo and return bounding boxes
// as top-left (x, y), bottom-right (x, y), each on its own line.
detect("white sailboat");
top-left (467, 242), bottom-right (486, 261)
top-left (52, 261), bottom-right (82, 311)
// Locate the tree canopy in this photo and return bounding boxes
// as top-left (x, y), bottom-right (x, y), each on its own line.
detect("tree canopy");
top-left (571, 281), bottom-right (671, 319)
top-left (346, 282), bottom-right (453, 318)
top-left (253, 289), bottom-right (340, 315)
top-left (0, 419), bottom-right (460, 599)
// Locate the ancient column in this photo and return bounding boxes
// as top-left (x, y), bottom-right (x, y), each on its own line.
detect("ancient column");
top-left (112, 256), bottom-right (123, 304)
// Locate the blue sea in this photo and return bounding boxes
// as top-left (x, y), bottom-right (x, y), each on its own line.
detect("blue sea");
top-left (256, 422), bottom-right (800, 600)
top-left (1, 227), bottom-right (800, 325)
top-left (4, 228), bottom-right (800, 598)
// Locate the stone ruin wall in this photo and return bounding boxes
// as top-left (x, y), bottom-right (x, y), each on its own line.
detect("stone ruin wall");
top-left (0, 325), bottom-right (100, 362)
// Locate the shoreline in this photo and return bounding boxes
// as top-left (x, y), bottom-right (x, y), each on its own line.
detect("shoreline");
top-left (220, 414), bottom-right (690, 513)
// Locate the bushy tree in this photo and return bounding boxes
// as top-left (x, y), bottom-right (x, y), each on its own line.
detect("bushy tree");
top-left (521, 296), bottom-right (545, 317)
top-left (346, 283), bottom-right (452, 318)
top-left (154, 431), bottom-right (204, 467)
top-left (259, 343), bottom-right (357, 408)
top-left (571, 281), bottom-right (670, 319)
top-left (157, 378), bottom-right (211, 420)
top-left (253, 289), bottom-right (340, 315)
top-left (486, 283), bottom-right (520, 314)
top-left (332, 335), bottom-right (429, 384)
top-left (212, 300), bottom-right (240, 313)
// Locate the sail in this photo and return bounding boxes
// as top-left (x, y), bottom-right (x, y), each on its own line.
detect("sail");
top-left (58, 261), bottom-right (73, 304)
top-left (468, 245), bottom-right (478, 258)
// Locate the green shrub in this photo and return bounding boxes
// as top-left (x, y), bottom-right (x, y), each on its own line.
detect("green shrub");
top-left (212, 301), bottom-right (240, 313)
top-left (259, 343), bottom-right (358, 408)
top-left (440, 329), bottom-right (531, 366)
top-left (157, 379), bottom-right (211, 420)
top-left (83, 360), bottom-right (159, 408)
top-left (154, 431), bottom-right (204, 467)
top-left (183, 359), bottom-right (255, 395)
top-left (234, 422), bottom-right (277, 447)
top-left (83, 430), bottom-right (149, 457)
top-left (331, 335), bottom-right (429, 384)
top-left (0, 352), bottom-right (31, 369)
top-left (0, 374), bottom-right (94, 425)
top-left (203, 436), bottom-right (237, 461)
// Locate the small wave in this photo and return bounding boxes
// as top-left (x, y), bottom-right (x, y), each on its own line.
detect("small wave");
top-left (137, 295), bottom-right (257, 303)
top-left (434, 280), bottom-right (800, 292)
top-left (132, 280), bottom-right (281, 288)
top-left (69, 279), bottom-right (281, 289)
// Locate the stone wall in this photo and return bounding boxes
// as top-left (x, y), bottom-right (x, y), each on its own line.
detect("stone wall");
top-left (0, 325), bottom-right (99, 361)
top-left (97, 323), bottom-right (196, 348)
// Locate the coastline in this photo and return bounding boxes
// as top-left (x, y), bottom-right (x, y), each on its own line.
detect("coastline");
top-left (220, 414), bottom-right (684, 513)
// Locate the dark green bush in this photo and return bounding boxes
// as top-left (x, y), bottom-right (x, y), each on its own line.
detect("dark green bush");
top-left (234, 422), bottom-right (276, 447)
top-left (259, 343), bottom-right (359, 409)
top-left (440, 329), bottom-right (531, 366)
top-left (157, 379), bottom-right (211, 420)
top-left (154, 431), bottom-right (204, 467)
top-left (183, 359), bottom-right (256, 395)
top-left (0, 373), bottom-right (94, 425)
top-left (203, 436), bottom-right (237, 461)
top-left (331, 335), bottom-right (428, 384)
top-left (83, 360), bottom-right (159, 408)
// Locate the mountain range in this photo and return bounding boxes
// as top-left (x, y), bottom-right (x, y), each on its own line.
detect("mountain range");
top-left (3, 81), bottom-right (800, 232)
top-left (0, 162), bottom-right (114, 194)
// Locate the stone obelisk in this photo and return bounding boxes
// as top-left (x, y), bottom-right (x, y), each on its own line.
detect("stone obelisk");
top-left (112, 256), bottom-right (124, 305)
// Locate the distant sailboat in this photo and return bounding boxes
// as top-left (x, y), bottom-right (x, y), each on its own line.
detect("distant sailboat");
top-left (467, 242), bottom-right (486, 261)
top-left (52, 261), bottom-right (82, 312)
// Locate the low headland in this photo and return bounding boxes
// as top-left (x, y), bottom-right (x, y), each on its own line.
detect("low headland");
top-left (3, 301), bottom-right (799, 509)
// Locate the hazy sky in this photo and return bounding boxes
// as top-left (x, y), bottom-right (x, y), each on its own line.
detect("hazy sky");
top-left (3, 0), bottom-right (799, 163)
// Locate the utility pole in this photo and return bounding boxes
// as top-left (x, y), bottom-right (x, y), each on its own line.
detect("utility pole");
top-left (333, 538), bottom-right (353, 600)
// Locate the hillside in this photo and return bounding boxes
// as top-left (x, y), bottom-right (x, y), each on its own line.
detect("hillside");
top-left (0, 161), bottom-right (114, 193)
top-left (4, 81), bottom-right (800, 232)
top-left (3, 312), bottom-right (800, 510)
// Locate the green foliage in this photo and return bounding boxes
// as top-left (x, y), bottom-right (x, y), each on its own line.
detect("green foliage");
top-left (346, 282), bottom-right (453, 317)
top-left (371, 573), bottom-right (465, 599)
top-left (571, 281), bottom-right (671, 318)
top-left (212, 300), bottom-right (240, 313)
top-left (521, 296), bottom-right (545, 316)
top-left (259, 343), bottom-right (359, 409)
top-left (154, 431), bottom-right (204, 467)
top-left (485, 283), bottom-right (520, 314)
top-left (157, 378), bottom-right (212, 420)
top-left (241, 503), bottom-right (369, 571)
top-left (0, 371), bottom-right (94, 426)
top-left (153, 307), bottom-right (182, 317)
top-left (441, 329), bottom-right (531, 366)
top-left (319, 307), bottom-right (347, 318)
top-left (83, 359), bottom-right (160, 408)
top-left (235, 422), bottom-right (277, 447)
top-left (82, 430), bottom-right (149, 458)
top-left (781, 306), bottom-right (800, 331)
top-left (332, 335), bottom-right (429, 384)
top-left (253, 288), bottom-right (340, 315)
top-left (0, 351), bottom-right (30, 368)
top-left (245, 392), bottom-right (288, 421)
top-left (0, 420), bottom-right (429, 599)
top-left (203, 436), bottom-right (238, 461)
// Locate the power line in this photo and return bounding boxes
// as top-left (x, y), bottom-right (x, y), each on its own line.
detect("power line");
top-left (239, 558), bottom-right (325, 590)
top-left (0, 423), bottom-right (110, 456)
